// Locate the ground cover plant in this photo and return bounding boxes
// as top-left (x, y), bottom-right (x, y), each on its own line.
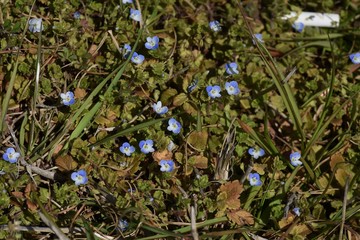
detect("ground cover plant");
top-left (0, 0), bottom-right (359, 239)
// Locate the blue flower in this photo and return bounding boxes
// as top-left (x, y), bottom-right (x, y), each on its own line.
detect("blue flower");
top-left (2, 148), bottom-right (20, 164)
top-left (225, 62), bottom-right (239, 75)
top-left (123, 44), bottom-right (131, 58)
top-left (349, 52), bottom-right (360, 64)
top-left (122, 0), bottom-right (133, 3)
top-left (187, 79), bottom-right (198, 93)
top-left (225, 81), bottom-right (240, 95)
top-left (293, 207), bottom-right (301, 216)
top-left (290, 152), bottom-right (302, 166)
top-left (292, 22), bottom-right (304, 32)
top-left (253, 33), bottom-right (264, 43)
top-left (248, 173), bottom-right (262, 186)
top-left (145, 36), bottom-right (159, 50)
top-left (73, 11), bottom-right (81, 19)
top-left (130, 8), bottom-right (141, 22)
top-left (60, 91), bottom-right (75, 106)
top-left (71, 169), bottom-right (88, 185)
top-left (139, 140), bottom-right (155, 154)
top-left (248, 148), bottom-right (265, 159)
top-left (152, 101), bottom-right (168, 115)
top-left (206, 85), bottom-right (221, 98)
top-left (209, 20), bottom-right (221, 32)
top-left (167, 118), bottom-right (182, 134)
top-left (119, 142), bottom-right (135, 156)
top-left (28, 18), bottom-right (43, 33)
top-left (159, 159), bottom-right (175, 172)
top-left (118, 219), bottom-right (129, 232)
top-left (167, 140), bottom-right (176, 151)
top-left (131, 52), bottom-right (145, 64)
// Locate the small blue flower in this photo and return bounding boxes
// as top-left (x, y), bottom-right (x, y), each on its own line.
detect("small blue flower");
top-left (187, 79), bottom-right (198, 93)
top-left (152, 101), bottom-right (168, 115)
top-left (167, 140), bottom-right (176, 151)
top-left (225, 81), bottom-right (240, 95)
top-left (167, 118), bottom-right (182, 134)
top-left (122, 0), bottom-right (133, 3)
top-left (118, 219), bottom-right (129, 232)
top-left (123, 44), bottom-right (131, 58)
top-left (71, 169), bottom-right (88, 185)
top-left (290, 152), bottom-right (302, 166)
top-left (139, 140), bottom-right (155, 154)
top-left (209, 20), bottom-right (221, 32)
top-left (2, 148), bottom-right (20, 164)
top-left (159, 159), bottom-right (175, 172)
top-left (293, 207), bottom-right (301, 216)
top-left (73, 11), bottom-right (81, 19)
top-left (248, 173), bottom-right (262, 186)
top-left (206, 85), bottom-right (221, 98)
top-left (145, 36), bottom-right (159, 50)
top-left (253, 33), bottom-right (264, 43)
top-left (28, 18), bottom-right (43, 33)
top-left (225, 62), bottom-right (239, 75)
top-left (292, 22), bottom-right (304, 32)
top-left (60, 91), bottom-right (75, 106)
top-left (119, 142), bottom-right (135, 156)
top-left (131, 52), bottom-right (145, 64)
top-left (130, 8), bottom-right (141, 22)
top-left (349, 52), bottom-right (360, 64)
top-left (248, 148), bottom-right (265, 159)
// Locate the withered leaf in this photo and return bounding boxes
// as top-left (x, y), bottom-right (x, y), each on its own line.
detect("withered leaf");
top-left (227, 209), bottom-right (254, 226)
top-left (152, 149), bottom-right (173, 162)
top-left (219, 180), bottom-right (243, 209)
top-left (55, 155), bottom-right (78, 172)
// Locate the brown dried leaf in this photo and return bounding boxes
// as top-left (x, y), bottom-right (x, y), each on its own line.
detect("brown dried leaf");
top-left (74, 88), bottom-right (87, 100)
top-left (329, 153), bottom-right (344, 172)
top-left (219, 180), bottom-right (243, 209)
top-left (227, 209), bottom-right (254, 226)
top-left (55, 155), bottom-right (78, 172)
top-left (193, 155), bottom-right (208, 169)
top-left (26, 199), bottom-right (38, 212)
top-left (152, 149), bottom-right (173, 162)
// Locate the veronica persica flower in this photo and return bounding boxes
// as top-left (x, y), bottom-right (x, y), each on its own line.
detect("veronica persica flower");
top-left (349, 53), bottom-right (360, 64)
top-left (206, 85), bottom-right (221, 98)
top-left (3, 148), bottom-right (20, 164)
top-left (118, 219), bottom-right (129, 231)
top-left (60, 91), bottom-right (75, 106)
top-left (122, 0), bottom-right (133, 3)
top-left (209, 20), bottom-right (221, 32)
top-left (290, 152), bottom-right (302, 166)
top-left (225, 81), bottom-right (240, 95)
top-left (71, 170), bottom-right (88, 185)
top-left (292, 22), bottom-right (304, 32)
top-left (145, 36), bottom-right (159, 50)
top-left (130, 8), bottom-right (141, 22)
top-left (167, 118), bottom-right (182, 134)
top-left (139, 140), bottom-right (155, 154)
top-left (131, 52), bottom-right (145, 64)
top-left (248, 148), bottom-right (265, 159)
top-left (122, 44), bottom-right (131, 58)
top-left (119, 142), bottom-right (135, 156)
top-left (225, 62), bottom-right (239, 75)
top-left (293, 207), bottom-right (301, 216)
top-left (159, 159), bottom-right (175, 172)
top-left (253, 33), bottom-right (264, 43)
top-left (187, 79), bottom-right (198, 93)
top-left (152, 101), bottom-right (168, 115)
top-left (73, 11), bottom-right (81, 19)
top-left (248, 173), bottom-right (262, 186)
top-left (28, 18), bottom-right (43, 33)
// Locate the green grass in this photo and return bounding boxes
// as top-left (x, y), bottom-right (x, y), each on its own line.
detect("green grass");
top-left (0, 0), bottom-right (359, 239)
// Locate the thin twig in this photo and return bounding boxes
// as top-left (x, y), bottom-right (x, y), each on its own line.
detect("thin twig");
top-left (339, 177), bottom-right (349, 240)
